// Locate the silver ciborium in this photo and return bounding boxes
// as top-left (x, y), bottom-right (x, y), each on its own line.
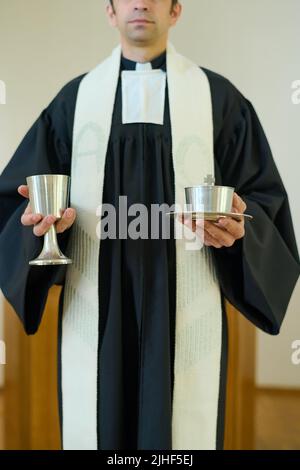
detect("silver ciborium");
top-left (185, 175), bottom-right (234, 213)
top-left (26, 174), bottom-right (72, 265)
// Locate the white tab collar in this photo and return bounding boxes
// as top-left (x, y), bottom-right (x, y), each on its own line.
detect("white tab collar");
top-left (135, 62), bottom-right (152, 71)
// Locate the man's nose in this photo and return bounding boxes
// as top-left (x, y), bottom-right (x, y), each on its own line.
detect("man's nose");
top-left (133, 1), bottom-right (149, 10)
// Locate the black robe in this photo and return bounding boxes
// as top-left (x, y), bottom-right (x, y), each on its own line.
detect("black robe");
top-left (0, 50), bottom-right (299, 450)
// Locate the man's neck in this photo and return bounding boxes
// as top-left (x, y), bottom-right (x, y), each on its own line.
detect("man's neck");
top-left (120, 39), bottom-right (167, 64)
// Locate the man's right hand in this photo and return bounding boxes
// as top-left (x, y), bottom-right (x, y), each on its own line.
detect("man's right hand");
top-left (18, 185), bottom-right (76, 237)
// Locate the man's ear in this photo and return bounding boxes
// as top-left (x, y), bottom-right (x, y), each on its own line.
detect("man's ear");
top-left (106, 3), bottom-right (117, 27)
top-left (107, 0), bottom-right (116, 14)
top-left (170, 3), bottom-right (182, 26)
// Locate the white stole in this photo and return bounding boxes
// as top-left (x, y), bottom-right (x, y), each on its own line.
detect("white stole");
top-left (61, 41), bottom-right (223, 450)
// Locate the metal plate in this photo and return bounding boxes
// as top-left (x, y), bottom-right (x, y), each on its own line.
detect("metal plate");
top-left (165, 211), bottom-right (253, 222)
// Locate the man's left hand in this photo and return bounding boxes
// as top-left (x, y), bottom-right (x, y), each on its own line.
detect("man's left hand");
top-left (178, 192), bottom-right (246, 249)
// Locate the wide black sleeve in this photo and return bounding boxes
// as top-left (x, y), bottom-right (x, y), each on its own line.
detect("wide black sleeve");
top-left (0, 94), bottom-right (73, 335)
top-left (212, 93), bottom-right (300, 335)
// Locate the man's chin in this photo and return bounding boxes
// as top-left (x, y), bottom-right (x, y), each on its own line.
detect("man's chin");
top-left (127, 32), bottom-right (156, 44)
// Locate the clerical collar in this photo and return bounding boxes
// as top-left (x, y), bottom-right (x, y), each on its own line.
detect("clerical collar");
top-left (120, 50), bottom-right (167, 72)
top-left (121, 50), bottom-right (167, 125)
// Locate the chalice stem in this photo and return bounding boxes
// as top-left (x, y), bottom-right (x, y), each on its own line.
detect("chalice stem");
top-left (40, 223), bottom-right (63, 259)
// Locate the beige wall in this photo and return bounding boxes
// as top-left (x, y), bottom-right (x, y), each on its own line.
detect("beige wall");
top-left (0, 0), bottom-right (299, 387)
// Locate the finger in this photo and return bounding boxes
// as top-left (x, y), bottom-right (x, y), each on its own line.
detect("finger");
top-left (216, 217), bottom-right (245, 239)
top-left (55, 208), bottom-right (76, 233)
top-left (18, 185), bottom-right (29, 199)
top-left (33, 215), bottom-right (57, 237)
top-left (21, 213), bottom-right (43, 226)
top-left (232, 192), bottom-right (247, 214)
top-left (24, 202), bottom-right (32, 215)
top-left (203, 230), bottom-right (223, 248)
top-left (178, 214), bottom-right (197, 232)
top-left (200, 220), bottom-right (236, 247)
top-left (21, 210), bottom-right (43, 226)
top-left (194, 221), bottom-right (223, 248)
top-left (178, 215), bottom-right (232, 248)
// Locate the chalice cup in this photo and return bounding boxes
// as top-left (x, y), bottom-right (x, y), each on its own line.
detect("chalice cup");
top-left (26, 174), bottom-right (72, 265)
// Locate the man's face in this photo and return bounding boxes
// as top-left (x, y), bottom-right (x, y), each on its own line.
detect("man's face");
top-left (106, 0), bottom-right (181, 46)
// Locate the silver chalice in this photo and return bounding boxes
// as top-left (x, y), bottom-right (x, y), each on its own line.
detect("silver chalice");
top-left (26, 174), bottom-right (72, 265)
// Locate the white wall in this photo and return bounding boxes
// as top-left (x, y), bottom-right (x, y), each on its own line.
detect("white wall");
top-left (0, 0), bottom-right (299, 387)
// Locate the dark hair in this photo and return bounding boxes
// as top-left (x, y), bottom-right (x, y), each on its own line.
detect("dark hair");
top-left (109, 0), bottom-right (178, 8)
